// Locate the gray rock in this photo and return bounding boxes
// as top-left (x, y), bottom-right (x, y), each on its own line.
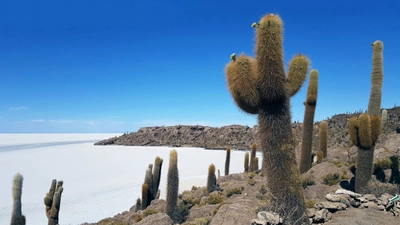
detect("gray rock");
top-left (135, 213), bottom-right (173, 225)
top-left (349, 198), bottom-right (361, 208)
top-left (313, 209), bottom-right (332, 223)
top-left (306, 208), bottom-right (317, 218)
top-left (335, 189), bottom-right (362, 198)
top-left (315, 201), bottom-right (347, 210)
top-left (210, 196), bottom-right (257, 225)
top-left (325, 193), bottom-right (341, 202)
top-left (257, 211), bottom-right (282, 225)
top-left (251, 218), bottom-right (267, 225)
top-left (362, 194), bottom-right (377, 203)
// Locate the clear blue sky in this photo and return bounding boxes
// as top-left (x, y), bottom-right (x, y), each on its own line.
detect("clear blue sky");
top-left (1, 1), bottom-right (399, 133)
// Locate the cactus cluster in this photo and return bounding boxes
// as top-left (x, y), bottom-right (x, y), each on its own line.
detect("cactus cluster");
top-left (44, 179), bottom-right (64, 225)
top-left (225, 14), bottom-right (310, 224)
top-left (141, 156), bottom-right (163, 209)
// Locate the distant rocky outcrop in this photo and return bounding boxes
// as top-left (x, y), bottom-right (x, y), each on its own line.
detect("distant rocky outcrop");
top-left (95, 125), bottom-right (257, 150)
top-left (95, 107), bottom-right (400, 151)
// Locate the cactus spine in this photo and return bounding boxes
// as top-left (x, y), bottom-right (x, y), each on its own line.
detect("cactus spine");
top-left (249, 143), bottom-right (257, 172)
top-left (353, 40), bottom-right (384, 193)
top-left (207, 164), bottom-right (217, 193)
top-left (225, 14), bottom-right (309, 224)
top-left (244, 152), bottom-right (249, 172)
top-left (224, 148), bottom-right (231, 176)
top-left (299, 69), bottom-right (319, 174)
top-left (319, 121), bottom-right (328, 158)
top-left (44, 180), bottom-right (63, 225)
top-left (166, 150), bottom-right (179, 218)
top-left (10, 173), bottom-right (25, 225)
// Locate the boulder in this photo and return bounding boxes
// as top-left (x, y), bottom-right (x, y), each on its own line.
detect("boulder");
top-left (210, 196), bottom-right (257, 225)
top-left (135, 213), bottom-right (173, 225)
top-left (313, 209), bottom-right (332, 223)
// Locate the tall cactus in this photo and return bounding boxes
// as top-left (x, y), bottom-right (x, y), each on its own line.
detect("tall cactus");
top-left (166, 150), bottom-right (179, 218)
top-left (299, 69), bottom-right (319, 173)
top-left (224, 148), bottom-right (231, 176)
top-left (225, 14), bottom-right (310, 224)
top-left (352, 40), bottom-right (384, 193)
top-left (44, 180), bottom-right (63, 225)
top-left (249, 143), bottom-right (257, 172)
top-left (10, 173), bottom-right (25, 225)
top-left (319, 121), bottom-right (328, 158)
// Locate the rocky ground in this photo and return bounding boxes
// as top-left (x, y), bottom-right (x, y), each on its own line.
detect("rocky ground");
top-left (86, 107), bottom-right (400, 224)
top-left (82, 161), bottom-right (400, 225)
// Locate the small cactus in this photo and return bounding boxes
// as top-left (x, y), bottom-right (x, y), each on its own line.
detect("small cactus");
top-left (254, 157), bottom-right (259, 171)
top-left (207, 164), bottom-right (217, 193)
top-left (319, 121), bottom-right (328, 158)
top-left (244, 152), bottom-right (249, 173)
top-left (225, 148), bottom-right (231, 176)
top-left (316, 150), bottom-right (323, 163)
top-left (10, 173), bottom-right (25, 225)
top-left (249, 143), bottom-right (257, 172)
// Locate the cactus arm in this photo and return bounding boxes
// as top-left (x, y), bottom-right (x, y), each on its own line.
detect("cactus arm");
top-left (367, 40), bottom-right (384, 116)
top-left (287, 54), bottom-right (310, 97)
top-left (225, 54), bottom-right (260, 114)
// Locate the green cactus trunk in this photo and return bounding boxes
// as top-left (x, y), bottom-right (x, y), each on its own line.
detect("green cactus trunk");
top-left (299, 70), bottom-right (319, 174)
top-left (355, 40), bottom-right (384, 193)
top-left (166, 150), bottom-right (179, 218)
top-left (10, 173), bottom-right (25, 225)
top-left (225, 148), bottom-right (230, 176)
top-left (258, 100), bottom-right (307, 224)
